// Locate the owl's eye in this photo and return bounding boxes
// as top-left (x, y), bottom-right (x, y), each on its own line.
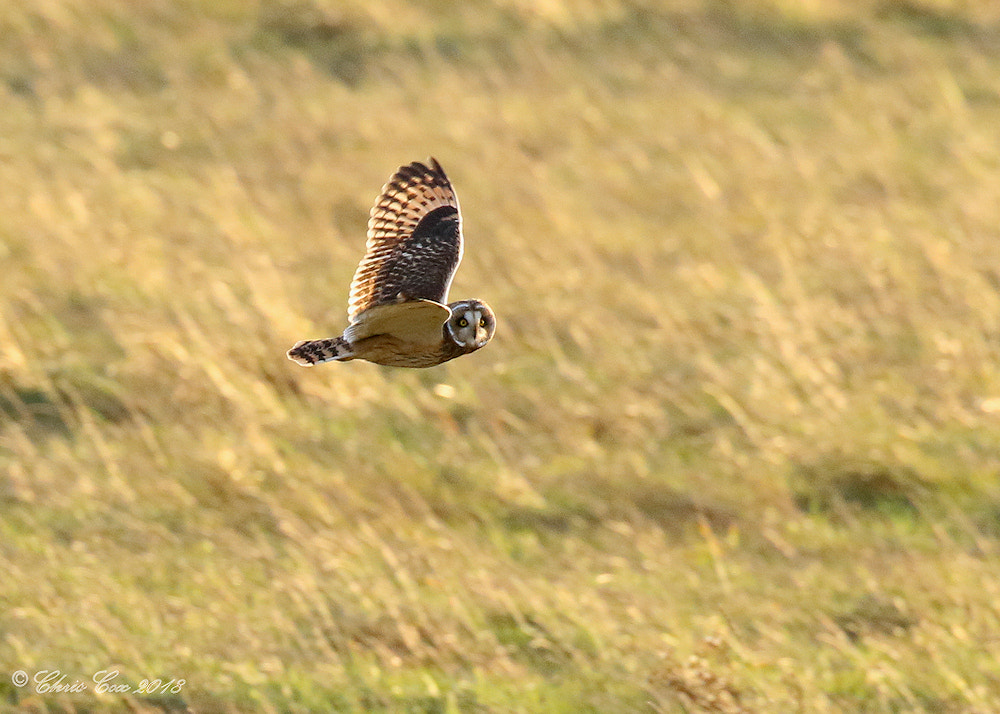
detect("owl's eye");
top-left (479, 318), bottom-right (486, 328)
top-left (457, 318), bottom-right (469, 328)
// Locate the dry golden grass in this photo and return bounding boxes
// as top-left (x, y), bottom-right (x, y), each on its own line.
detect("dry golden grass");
top-left (3, 0), bottom-right (1000, 711)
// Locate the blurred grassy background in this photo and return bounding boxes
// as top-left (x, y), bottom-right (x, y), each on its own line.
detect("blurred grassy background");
top-left (2, 0), bottom-right (1000, 711)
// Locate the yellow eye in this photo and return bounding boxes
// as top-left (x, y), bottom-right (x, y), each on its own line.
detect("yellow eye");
top-left (479, 318), bottom-right (486, 328)
top-left (457, 318), bottom-right (469, 327)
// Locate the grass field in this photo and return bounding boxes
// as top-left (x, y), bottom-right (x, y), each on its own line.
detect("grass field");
top-left (3, 0), bottom-right (1000, 711)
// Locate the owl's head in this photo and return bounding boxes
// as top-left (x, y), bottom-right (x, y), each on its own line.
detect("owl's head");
top-left (446, 299), bottom-right (496, 352)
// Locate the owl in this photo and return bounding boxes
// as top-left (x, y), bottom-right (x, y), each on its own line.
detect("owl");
top-left (287, 158), bottom-right (496, 368)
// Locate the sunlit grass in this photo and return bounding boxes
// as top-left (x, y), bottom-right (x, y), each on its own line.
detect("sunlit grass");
top-left (2, 0), bottom-right (1000, 711)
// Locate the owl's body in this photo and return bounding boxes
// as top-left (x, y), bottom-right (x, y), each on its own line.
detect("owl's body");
top-left (288, 159), bottom-right (495, 368)
top-left (289, 298), bottom-right (494, 368)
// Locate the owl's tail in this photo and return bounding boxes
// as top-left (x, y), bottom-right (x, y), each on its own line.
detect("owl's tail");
top-left (287, 337), bottom-right (355, 366)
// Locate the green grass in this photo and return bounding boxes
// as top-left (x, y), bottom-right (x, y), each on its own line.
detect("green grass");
top-left (3, 0), bottom-right (1000, 711)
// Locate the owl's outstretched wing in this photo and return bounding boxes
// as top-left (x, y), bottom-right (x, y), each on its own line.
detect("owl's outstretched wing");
top-left (347, 158), bottom-right (463, 323)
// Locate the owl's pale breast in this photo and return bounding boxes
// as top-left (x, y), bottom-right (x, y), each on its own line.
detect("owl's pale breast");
top-left (350, 329), bottom-right (471, 368)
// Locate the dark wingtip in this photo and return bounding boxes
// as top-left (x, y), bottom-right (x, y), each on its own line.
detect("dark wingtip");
top-left (427, 157), bottom-right (447, 177)
top-left (391, 157), bottom-right (448, 185)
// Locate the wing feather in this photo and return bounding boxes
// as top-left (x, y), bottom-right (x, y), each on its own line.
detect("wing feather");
top-left (343, 299), bottom-right (451, 343)
top-left (347, 158), bottom-right (463, 322)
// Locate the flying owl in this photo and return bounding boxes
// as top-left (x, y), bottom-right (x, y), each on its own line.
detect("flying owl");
top-left (287, 158), bottom-right (496, 368)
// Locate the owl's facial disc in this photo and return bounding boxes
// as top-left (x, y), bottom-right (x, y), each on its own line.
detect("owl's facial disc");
top-left (448, 301), bottom-right (495, 349)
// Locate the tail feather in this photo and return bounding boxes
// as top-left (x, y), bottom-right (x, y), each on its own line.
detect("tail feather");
top-left (287, 337), bottom-right (354, 366)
